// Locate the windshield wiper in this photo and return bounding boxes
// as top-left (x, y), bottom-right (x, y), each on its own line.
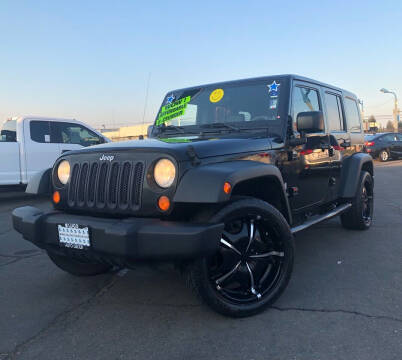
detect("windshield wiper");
top-left (156, 124), bottom-right (185, 134)
top-left (200, 122), bottom-right (240, 132)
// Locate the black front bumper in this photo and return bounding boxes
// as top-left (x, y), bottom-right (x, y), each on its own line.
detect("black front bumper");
top-left (12, 206), bottom-right (223, 263)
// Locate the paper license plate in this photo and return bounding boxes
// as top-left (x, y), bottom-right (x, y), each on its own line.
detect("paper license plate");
top-left (58, 223), bottom-right (90, 249)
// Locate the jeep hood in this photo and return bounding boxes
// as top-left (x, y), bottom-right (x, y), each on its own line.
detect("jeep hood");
top-left (67, 137), bottom-right (282, 161)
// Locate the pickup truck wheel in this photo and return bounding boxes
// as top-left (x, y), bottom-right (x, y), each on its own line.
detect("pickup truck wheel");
top-left (47, 251), bottom-right (112, 276)
top-left (188, 198), bottom-right (294, 317)
top-left (341, 171), bottom-right (374, 230)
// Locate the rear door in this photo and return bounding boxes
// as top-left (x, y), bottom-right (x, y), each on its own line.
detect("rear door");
top-left (322, 90), bottom-right (349, 200)
top-left (23, 120), bottom-right (61, 182)
top-left (51, 122), bottom-right (105, 153)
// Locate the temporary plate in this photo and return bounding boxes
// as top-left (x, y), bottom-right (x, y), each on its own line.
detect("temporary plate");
top-left (58, 223), bottom-right (90, 249)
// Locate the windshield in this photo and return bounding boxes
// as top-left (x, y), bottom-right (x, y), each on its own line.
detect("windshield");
top-left (0, 120), bottom-right (17, 142)
top-left (155, 79), bottom-right (284, 137)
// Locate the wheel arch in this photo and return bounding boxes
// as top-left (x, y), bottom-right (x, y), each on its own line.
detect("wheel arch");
top-left (339, 153), bottom-right (374, 198)
top-left (173, 160), bottom-right (292, 224)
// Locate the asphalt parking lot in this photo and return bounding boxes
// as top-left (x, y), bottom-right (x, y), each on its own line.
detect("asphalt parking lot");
top-left (1, 161), bottom-right (401, 360)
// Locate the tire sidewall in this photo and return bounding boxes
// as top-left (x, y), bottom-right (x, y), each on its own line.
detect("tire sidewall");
top-left (356, 172), bottom-right (374, 229)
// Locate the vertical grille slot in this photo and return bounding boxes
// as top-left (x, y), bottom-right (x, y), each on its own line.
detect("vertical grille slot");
top-left (87, 163), bottom-right (99, 205)
top-left (97, 162), bottom-right (109, 205)
top-left (68, 164), bottom-right (80, 205)
top-left (108, 162), bottom-right (120, 207)
top-left (119, 162), bottom-right (131, 207)
top-left (77, 163), bottom-right (89, 204)
top-left (132, 162), bottom-right (144, 207)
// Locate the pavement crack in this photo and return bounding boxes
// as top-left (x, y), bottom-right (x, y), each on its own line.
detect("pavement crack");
top-left (4, 275), bottom-right (119, 360)
top-left (0, 253), bottom-right (43, 269)
top-left (271, 306), bottom-right (402, 324)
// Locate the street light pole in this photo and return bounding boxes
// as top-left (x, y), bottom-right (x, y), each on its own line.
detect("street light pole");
top-left (380, 88), bottom-right (399, 132)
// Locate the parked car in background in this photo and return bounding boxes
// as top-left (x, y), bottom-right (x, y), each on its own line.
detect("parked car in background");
top-left (0, 116), bottom-right (109, 187)
top-left (364, 132), bottom-right (402, 161)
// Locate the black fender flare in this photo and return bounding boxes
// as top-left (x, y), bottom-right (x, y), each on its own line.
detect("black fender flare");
top-left (339, 153), bottom-right (374, 198)
top-left (26, 168), bottom-right (52, 195)
top-left (173, 160), bottom-right (291, 223)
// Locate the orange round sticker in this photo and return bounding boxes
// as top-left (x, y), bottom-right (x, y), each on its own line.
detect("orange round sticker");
top-left (210, 88), bottom-right (224, 103)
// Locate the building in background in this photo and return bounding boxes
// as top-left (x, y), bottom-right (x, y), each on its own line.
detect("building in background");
top-left (100, 122), bottom-right (152, 141)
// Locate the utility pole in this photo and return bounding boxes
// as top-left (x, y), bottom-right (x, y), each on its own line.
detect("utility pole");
top-left (380, 88), bottom-right (399, 132)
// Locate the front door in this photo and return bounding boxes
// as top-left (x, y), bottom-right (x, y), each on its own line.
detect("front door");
top-left (282, 82), bottom-right (332, 211)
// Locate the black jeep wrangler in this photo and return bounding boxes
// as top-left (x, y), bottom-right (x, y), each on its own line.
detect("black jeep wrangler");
top-left (12, 75), bottom-right (374, 317)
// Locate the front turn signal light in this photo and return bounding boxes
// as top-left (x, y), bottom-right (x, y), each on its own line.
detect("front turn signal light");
top-left (53, 191), bottom-right (61, 204)
top-left (158, 196), bottom-right (170, 211)
top-left (223, 182), bottom-right (232, 194)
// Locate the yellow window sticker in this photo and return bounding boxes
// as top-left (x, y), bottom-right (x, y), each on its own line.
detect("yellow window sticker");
top-left (210, 88), bottom-right (224, 103)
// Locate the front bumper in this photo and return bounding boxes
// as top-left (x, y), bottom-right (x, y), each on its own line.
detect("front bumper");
top-left (12, 206), bottom-right (223, 264)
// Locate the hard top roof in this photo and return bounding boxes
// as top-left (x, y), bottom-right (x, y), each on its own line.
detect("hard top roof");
top-left (168, 74), bottom-right (358, 100)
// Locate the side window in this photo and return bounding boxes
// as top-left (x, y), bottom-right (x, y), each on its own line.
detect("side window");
top-left (0, 120), bottom-right (17, 142)
top-left (383, 134), bottom-right (397, 142)
top-left (396, 134), bottom-right (402, 141)
top-left (53, 122), bottom-right (103, 146)
top-left (344, 98), bottom-right (361, 132)
top-left (30, 121), bottom-right (51, 143)
top-left (324, 92), bottom-right (345, 132)
top-left (292, 86), bottom-right (321, 130)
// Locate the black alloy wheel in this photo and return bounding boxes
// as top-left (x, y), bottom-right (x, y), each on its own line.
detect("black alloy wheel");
top-left (361, 176), bottom-right (374, 227)
top-left (188, 198), bottom-right (294, 317)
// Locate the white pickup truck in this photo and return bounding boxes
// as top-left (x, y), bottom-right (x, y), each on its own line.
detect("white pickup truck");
top-left (0, 116), bottom-right (109, 187)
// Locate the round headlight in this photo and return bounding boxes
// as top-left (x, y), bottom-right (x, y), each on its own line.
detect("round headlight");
top-left (154, 158), bottom-right (176, 188)
top-left (57, 160), bottom-right (71, 185)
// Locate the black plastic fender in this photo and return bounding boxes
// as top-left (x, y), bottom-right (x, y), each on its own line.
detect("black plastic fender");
top-left (173, 160), bottom-right (291, 222)
top-left (339, 153), bottom-right (374, 198)
top-left (26, 168), bottom-right (52, 195)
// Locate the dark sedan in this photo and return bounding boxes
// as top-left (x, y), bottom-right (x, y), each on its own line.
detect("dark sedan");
top-left (364, 132), bottom-right (402, 161)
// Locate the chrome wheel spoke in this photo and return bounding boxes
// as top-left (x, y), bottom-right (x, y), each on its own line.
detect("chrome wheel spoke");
top-left (215, 261), bottom-right (241, 286)
top-left (220, 238), bottom-right (242, 256)
top-left (249, 251), bottom-right (284, 259)
top-left (245, 219), bottom-right (255, 253)
top-left (245, 262), bottom-right (261, 299)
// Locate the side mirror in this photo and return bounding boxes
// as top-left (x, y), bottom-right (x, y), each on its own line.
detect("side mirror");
top-left (297, 111), bottom-right (324, 134)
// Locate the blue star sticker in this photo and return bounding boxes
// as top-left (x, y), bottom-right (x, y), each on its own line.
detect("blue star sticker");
top-left (166, 93), bottom-right (175, 104)
top-left (268, 81), bottom-right (280, 93)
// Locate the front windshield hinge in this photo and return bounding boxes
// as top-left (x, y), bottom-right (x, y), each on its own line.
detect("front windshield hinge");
top-left (186, 145), bottom-right (201, 166)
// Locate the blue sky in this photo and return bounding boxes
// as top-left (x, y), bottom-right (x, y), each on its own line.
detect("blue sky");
top-left (0, 0), bottom-right (401, 128)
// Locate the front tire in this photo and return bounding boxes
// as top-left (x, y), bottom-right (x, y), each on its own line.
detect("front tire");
top-left (187, 198), bottom-right (294, 317)
top-left (47, 251), bottom-right (112, 276)
top-left (341, 171), bottom-right (374, 230)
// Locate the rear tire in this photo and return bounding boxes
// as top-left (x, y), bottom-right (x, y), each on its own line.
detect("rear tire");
top-left (341, 171), bottom-right (374, 230)
top-left (47, 251), bottom-right (112, 276)
top-left (187, 198), bottom-right (294, 317)
top-left (379, 150), bottom-right (389, 162)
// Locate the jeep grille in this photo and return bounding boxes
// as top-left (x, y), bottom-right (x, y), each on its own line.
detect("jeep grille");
top-left (67, 160), bottom-right (144, 211)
